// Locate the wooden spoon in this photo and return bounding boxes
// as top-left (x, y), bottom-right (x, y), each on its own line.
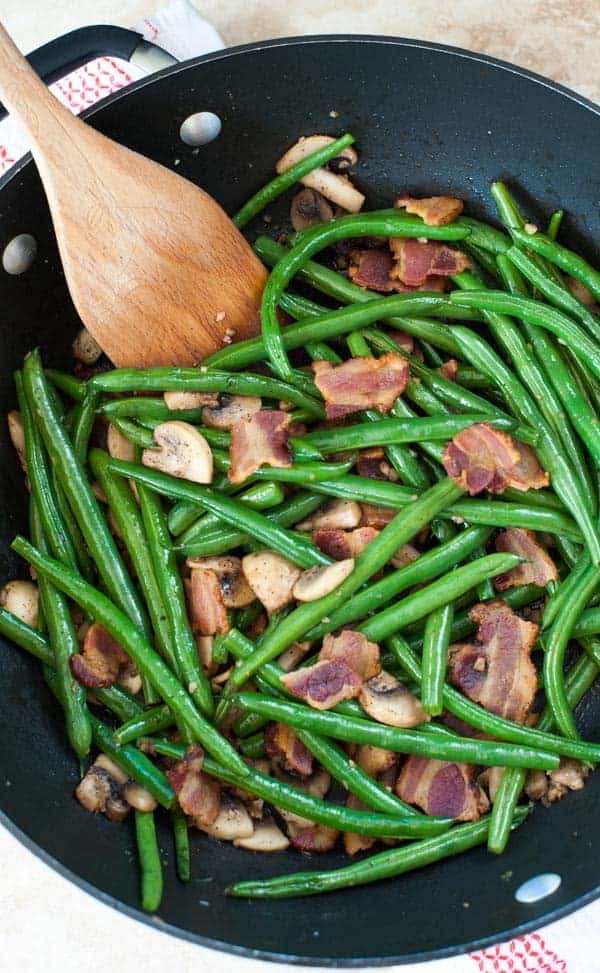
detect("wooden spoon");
top-left (0, 23), bottom-right (267, 366)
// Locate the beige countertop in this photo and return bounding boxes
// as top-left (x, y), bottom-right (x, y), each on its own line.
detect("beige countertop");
top-left (1, 2), bottom-right (599, 971)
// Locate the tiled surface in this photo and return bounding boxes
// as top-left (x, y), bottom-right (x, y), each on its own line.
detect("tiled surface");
top-left (1, 2), bottom-right (599, 970)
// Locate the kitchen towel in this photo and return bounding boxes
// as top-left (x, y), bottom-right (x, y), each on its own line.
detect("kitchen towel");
top-left (0, 1), bottom-right (596, 969)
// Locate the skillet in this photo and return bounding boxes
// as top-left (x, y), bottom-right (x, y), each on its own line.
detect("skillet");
top-left (1, 29), bottom-right (599, 966)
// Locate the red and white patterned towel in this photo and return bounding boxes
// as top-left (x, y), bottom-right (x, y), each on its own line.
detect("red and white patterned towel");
top-left (0, 3), bottom-right (596, 968)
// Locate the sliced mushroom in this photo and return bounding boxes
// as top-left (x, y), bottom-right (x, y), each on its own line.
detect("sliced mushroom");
top-left (297, 499), bottom-right (362, 531)
top-left (343, 795), bottom-right (376, 856)
top-left (477, 766), bottom-right (505, 803)
top-left (355, 744), bottom-right (398, 778)
top-left (95, 754), bottom-right (130, 785)
top-left (75, 756), bottom-right (130, 822)
top-left (122, 781), bottom-right (158, 812)
top-left (277, 640), bottom-right (312, 672)
top-left (202, 394), bottom-right (262, 430)
top-left (390, 543), bottom-right (420, 570)
top-left (72, 326), bottom-right (102, 365)
top-left (0, 579), bottom-right (39, 628)
top-left (142, 421), bottom-right (213, 484)
top-left (359, 671), bottom-right (430, 728)
top-left (186, 555), bottom-right (255, 608)
top-left (290, 188), bottom-right (334, 232)
top-left (107, 423), bottom-right (136, 463)
top-left (200, 795), bottom-right (254, 841)
top-left (195, 635), bottom-right (215, 672)
top-left (7, 411), bottom-right (27, 473)
top-left (292, 558), bottom-right (354, 602)
top-left (273, 767), bottom-right (331, 829)
top-left (164, 389), bottom-right (219, 410)
top-left (242, 551), bottom-right (301, 614)
top-left (234, 815), bottom-right (290, 852)
top-left (117, 665), bottom-right (142, 696)
top-left (276, 135), bottom-right (364, 212)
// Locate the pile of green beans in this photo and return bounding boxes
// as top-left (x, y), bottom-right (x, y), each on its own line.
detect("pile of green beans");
top-left (5, 145), bottom-right (600, 912)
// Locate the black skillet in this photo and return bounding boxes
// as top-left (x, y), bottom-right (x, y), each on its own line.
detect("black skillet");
top-left (1, 29), bottom-right (599, 967)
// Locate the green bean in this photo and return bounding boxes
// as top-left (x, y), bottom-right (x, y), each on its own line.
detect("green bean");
top-left (222, 478), bottom-right (463, 692)
top-left (489, 650), bottom-right (598, 854)
top-left (13, 536), bottom-right (249, 777)
top-left (228, 809), bottom-right (527, 899)
top-left (421, 602), bottom-right (453, 716)
top-left (232, 694), bottom-right (558, 770)
top-left (176, 490), bottom-right (325, 558)
top-left (71, 389), bottom-right (100, 464)
top-left (356, 553), bottom-right (519, 644)
top-left (309, 475), bottom-right (416, 506)
top-left (547, 210), bottom-right (564, 241)
top-left (114, 705), bottom-right (173, 746)
top-left (23, 351), bottom-right (152, 635)
top-left (91, 684), bottom-right (144, 723)
top-left (0, 606), bottom-right (54, 665)
top-left (509, 227), bottom-right (600, 301)
top-left (445, 499), bottom-right (582, 540)
top-left (93, 371), bottom-right (324, 419)
top-left (572, 605), bottom-right (600, 638)
top-left (32, 508), bottom-right (91, 757)
top-left (212, 449), bottom-right (355, 484)
top-left (506, 245), bottom-right (598, 337)
top-left (167, 473), bottom-right (234, 536)
top-left (172, 807), bottom-right (191, 882)
top-left (177, 481), bottom-right (285, 547)
top-left (305, 526), bottom-right (491, 641)
top-left (238, 731), bottom-right (265, 759)
top-left (387, 633), bottom-right (600, 764)
top-left (233, 133), bottom-right (356, 229)
top-left (49, 467), bottom-right (96, 582)
top-left (109, 416), bottom-right (157, 449)
top-left (135, 810), bottom-right (163, 912)
top-left (463, 241), bottom-right (502, 281)
top-left (45, 369), bottom-right (86, 402)
top-left (146, 738), bottom-right (450, 838)
top-left (305, 339), bottom-right (340, 363)
top-left (490, 181), bottom-right (564, 288)
top-left (543, 562), bottom-right (600, 738)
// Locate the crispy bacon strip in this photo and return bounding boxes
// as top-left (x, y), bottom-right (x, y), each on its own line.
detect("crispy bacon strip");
top-left (442, 422), bottom-right (549, 495)
top-left (396, 756), bottom-right (489, 821)
top-left (264, 722), bottom-right (314, 777)
top-left (448, 600), bottom-right (539, 724)
top-left (356, 447), bottom-right (388, 480)
top-left (229, 409), bottom-right (292, 484)
top-left (344, 794), bottom-right (377, 855)
top-left (312, 354), bottom-right (409, 421)
top-left (348, 248), bottom-right (396, 292)
top-left (281, 659), bottom-right (362, 710)
top-left (395, 194), bottom-right (464, 226)
top-left (70, 621), bottom-right (130, 689)
top-left (390, 238), bottom-right (471, 287)
top-left (313, 525), bottom-right (379, 560)
top-left (383, 330), bottom-right (414, 354)
top-left (188, 568), bottom-right (230, 636)
top-left (319, 629), bottom-right (381, 680)
top-left (494, 528), bottom-right (558, 590)
top-left (360, 503), bottom-right (396, 528)
top-left (289, 823), bottom-right (339, 853)
top-left (166, 745), bottom-right (221, 825)
top-left (438, 359), bottom-right (458, 382)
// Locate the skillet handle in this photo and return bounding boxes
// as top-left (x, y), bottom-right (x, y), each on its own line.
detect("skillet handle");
top-left (25, 25), bottom-right (176, 85)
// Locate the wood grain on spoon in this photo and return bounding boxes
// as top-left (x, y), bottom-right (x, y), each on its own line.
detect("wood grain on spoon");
top-left (0, 22), bottom-right (267, 366)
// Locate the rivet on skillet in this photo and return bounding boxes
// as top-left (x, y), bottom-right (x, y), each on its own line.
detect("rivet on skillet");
top-left (2, 233), bottom-right (37, 275)
top-left (514, 872), bottom-right (562, 903)
top-left (179, 112), bottom-right (222, 147)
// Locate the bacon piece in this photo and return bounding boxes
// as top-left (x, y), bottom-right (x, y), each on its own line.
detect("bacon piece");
top-left (390, 274), bottom-right (449, 293)
top-left (319, 629), bottom-right (381, 680)
top-left (390, 238), bottom-right (471, 287)
top-left (188, 568), bottom-right (230, 636)
top-left (343, 794), bottom-right (377, 855)
top-left (356, 447), bottom-right (388, 480)
top-left (348, 248), bottom-right (396, 292)
top-left (312, 354), bottom-right (409, 421)
top-left (494, 528), bottom-right (558, 591)
top-left (281, 659), bottom-right (362, 710)
top-left (396, 756), bottom-right (489, 821)
top-left (166, 745), bottom-right (221, 826)
top-left (438, 358), bottom-right (458, 382)
top-left (383, 330), bottom-right (414, 354)
top-left (264, 722), bottom-right (314, 777)
top-left (442, 422), bottom-right (549, 495)
top-left (360, 503), bottom-right (396, 528)
top-left (313, 525), bottom-right (379, 560)
top-left (70, 621), bottom-right (130, 689)
top-left (289, 823), bottom-right (339, 853)
top-left (229, 409), bottom-right (292, 484)
top-left (390, 543), bottom-right (420, 570)
top-left (395, 194), bottom-right (464, 226)
top-left (448, 600), bottom-right (539, 724)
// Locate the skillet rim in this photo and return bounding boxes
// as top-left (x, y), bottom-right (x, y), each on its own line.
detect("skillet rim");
top-left (1, 32), bottom-right (599, 966)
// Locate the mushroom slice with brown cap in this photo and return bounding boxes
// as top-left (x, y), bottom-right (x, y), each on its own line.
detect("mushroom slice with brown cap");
top-left (164, 389), bottom-right (219, 410)
top-left (390, 543), bottom-right (420, 571)
top-left (359, 671), bottom-right (430, 728)
top-left (202, 394), bottom-right (262, 431)
top-left (107, 422), bottom-right (136, 463)
top-left (293, 558), bottom-right (355, 602)
top-left (7, 411), bottom-right (27, 474)
top-left (72, 326), bottom-right (103, 365)
top-left (234, 815), bottom-right (290, 852)
top-left (242, 550), bottom-right (301, 615)
top-left (75, 756), bottom-right (130, 822)
top-left (142, 420), bottom-right (213, 484)
top-left (290, 188), bottom-right (334, 232)
top-left (200, 795), bottom-right (254, 841)
top-left (276, 135), bottom-right (364, 212)
top-left (122, 781), bottom-right (158, 812)
top-left (186, 555), bottom-right (255, 608)
top-left (0, 579), bottom-right (39, 629)
top-left (297, 498), bottom-right (362, 532)
top-left (355, 744), bottom-right (398, 778)
top-left (525, 758), bottom-right (589, 807)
